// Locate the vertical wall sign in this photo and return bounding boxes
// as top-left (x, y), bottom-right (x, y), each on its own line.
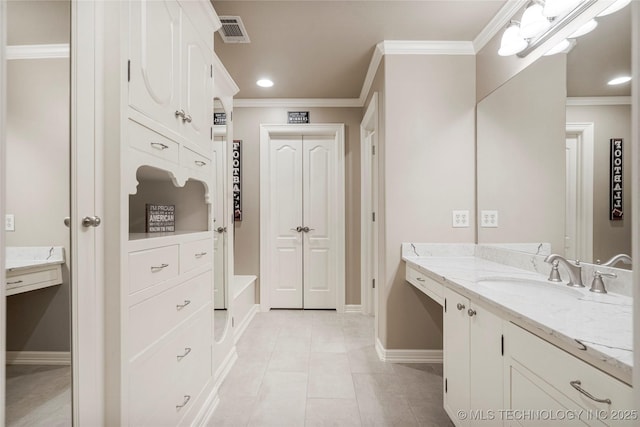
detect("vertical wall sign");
top-left (610, 138), bottom-right (623, 220)
top-left (233, 140), bottom-right (242, 221)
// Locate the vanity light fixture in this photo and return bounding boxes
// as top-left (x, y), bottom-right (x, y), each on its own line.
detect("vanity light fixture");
top-left (568, 18), bottom-right (597, 38)
top-left (607, 76), bottom-right (631, 85)
top-left (498, 0), bottom-right (597, 58)
top-left (520, 1), bottom-right (551, 39)
top-left (256, 78), bottom-right (274, 88)
top-left (498, 21), bottom-right (528, 56)
top-left (597, 0), bottom-right (631, 17)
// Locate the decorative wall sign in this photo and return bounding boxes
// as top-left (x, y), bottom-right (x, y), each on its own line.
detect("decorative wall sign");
top-left (233, 140), bottom-right (242, 221)
top-left (146, 204), bottom-right (175, 232)
top-left (610, 138), bottom-right (623, 220)
top-left (214, 112), bottom-right (226, 126)
top-left (288, 111), bottom-right (309, 124)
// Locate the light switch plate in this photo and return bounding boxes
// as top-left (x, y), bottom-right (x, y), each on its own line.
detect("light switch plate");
top-left (452, 210), bottom-right (470, 228)
top-left (5, 214), bottom-right (15, 231)
top-left (480, 210), bottom-right (498, 228)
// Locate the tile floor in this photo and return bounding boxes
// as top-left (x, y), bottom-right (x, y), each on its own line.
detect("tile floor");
top-left (210, 309), bottom-right (453, 426)
top-left (5, 365), bottom-right (71, 427)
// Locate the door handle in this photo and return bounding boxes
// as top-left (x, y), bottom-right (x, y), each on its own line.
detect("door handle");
top-left (216, 226), bottom-right (227, 233)
top-left (302, 226), bottom-right (315, 233)
top-left (82, 216), bottom-right (101, 228)
top-left (290, 226), bottom-right (303, 233)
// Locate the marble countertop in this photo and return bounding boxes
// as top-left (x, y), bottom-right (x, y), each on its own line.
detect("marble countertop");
top-left (402, 245), bottom-right (632, 384)
top-left (6, 246), bottom-right (65, 272)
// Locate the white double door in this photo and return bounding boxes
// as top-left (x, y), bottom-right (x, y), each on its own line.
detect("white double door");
top-left (268, 135), bottom-right (339, 309)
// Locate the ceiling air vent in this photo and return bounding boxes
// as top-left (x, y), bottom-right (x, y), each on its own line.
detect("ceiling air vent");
top-left (219, 16), bottom-right (250, 43)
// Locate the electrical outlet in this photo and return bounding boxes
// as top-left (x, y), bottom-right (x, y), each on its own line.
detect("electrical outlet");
top-left (480, 210), bottom-right (498, 228)
top-left (452, 210), bottom-right (470, 228)
top-left (5, 214), bottom-right (15, 231)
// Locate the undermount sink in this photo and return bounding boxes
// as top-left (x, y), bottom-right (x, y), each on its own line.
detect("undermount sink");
top-left (476, 277), bottom-right (583, 299)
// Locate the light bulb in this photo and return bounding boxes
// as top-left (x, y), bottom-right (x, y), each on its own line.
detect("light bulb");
top-left (543, 0), bottom-right (582, 18)
top-left (544, 39), bottom-right (571, 56)
top-left (598, 0), bottom-right (631, 17)
top-left (498, 23), bottom-right (528, 56)
top-left (520, 2), bottom-right (551, 39)
top-left (569, 19), bottom-right (598, 38)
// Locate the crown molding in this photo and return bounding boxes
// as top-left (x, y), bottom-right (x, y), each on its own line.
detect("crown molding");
top-left (380, 40), bottom-right (475, 56)
top-left (6, 44), bottom-right (69, 60)
top-left (473, 0), bottom-right (527, 53)
top-left (234, 98), bottom-right (362, 108)
top-left (213, 52), bottom-right (240, 96)
top-left (357, 43), bottom-right (386, 106)
top-left (566, 96), bottom-right (632, 106)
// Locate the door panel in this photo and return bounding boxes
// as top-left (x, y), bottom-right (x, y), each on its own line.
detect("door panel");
top-left (129, 0), bottom-right (180, 132)
top-left (212, 138), bottom-right (225, 309)
top-left (181, 18), bottom-right (212, 148)
top-left (269, 137), bottom-right (303, 308)
top-left (303, 136), bottom-right (336, 308)
top-left (443, 287), bottom-right (470, 426)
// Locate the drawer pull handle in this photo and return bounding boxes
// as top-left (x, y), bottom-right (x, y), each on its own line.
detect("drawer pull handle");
top-left (176, 300), bottom-right (191, 310)
top-left (456, 303), bottom-right (465, 311)
top-left (7, 280), bottom-right (23, 285)
top-left (195, 252), bottom-right (207, 258)
top-left (176, 347), bottom-right (192, 361)
top-left (467, 308), bottom-right (477, 317)
top-left (150, 263), bottom-right (169, 272)
top-left (194, 160), bottom-right (206, 167)
top-left (570, 380), bottom-right (612, 405)
top-left (176, 395), bottom-right (191, 410)
top-left (150, 142), bottom-right (169, 150)
top-left (416, 277), bottom-right (425, 282)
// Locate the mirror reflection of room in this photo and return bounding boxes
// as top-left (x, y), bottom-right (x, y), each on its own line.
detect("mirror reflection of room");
top-left (5, 0), bottom-right (72, 425)
top-left (477, 5), bottom-right (631, 267)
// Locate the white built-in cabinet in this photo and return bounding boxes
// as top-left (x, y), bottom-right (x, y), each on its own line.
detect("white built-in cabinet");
top-left (409, 268), bottom-right (634, 427)
top-left (102, 0), bottom-right (222, 424)
top-left (443, 287), bottom-right (504, 426)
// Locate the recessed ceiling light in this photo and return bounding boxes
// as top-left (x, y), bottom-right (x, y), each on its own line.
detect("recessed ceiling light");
top-left (608, 76), bottom-right (631, 85)
top-left (256, 79), bottom-right (274, 88)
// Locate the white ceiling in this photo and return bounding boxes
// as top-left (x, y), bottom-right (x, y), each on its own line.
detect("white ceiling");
top-left (211, 0), bottom-right (632, 100)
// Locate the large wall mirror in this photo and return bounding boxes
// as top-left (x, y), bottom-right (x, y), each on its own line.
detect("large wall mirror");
top-left (213, 98), bottom-right (231, 343)
top-left (5, 0), bottom-right (73, 424)
top-left (477, 5), bottom-right (632, 266)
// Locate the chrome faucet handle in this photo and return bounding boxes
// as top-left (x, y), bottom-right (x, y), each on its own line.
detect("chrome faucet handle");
top-left (548, 260), bottom-right (562, 282)
top-left (590, 271), bottom-right (617, 294)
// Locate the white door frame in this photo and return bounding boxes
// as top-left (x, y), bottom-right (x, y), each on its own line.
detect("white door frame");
top-left (71, 1), bottom-right (104, 423)
top-left (360, 93), bottom-right (378, 318)
top-left (0, 1), bottom-right (7, 420)
top-left (565, 122), bottom-right (594, 262)
top-left (259, 123), bottom-right (346, 313)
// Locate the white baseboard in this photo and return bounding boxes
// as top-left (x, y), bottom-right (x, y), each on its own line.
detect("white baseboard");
top-left (234, 304), bottom-right (260, 344)
top-left (375, 338), bottom-right (443, 363)
top-left (214, 348), bottom-right (238, 389)
top-left (344, 304), bottom-right (363, 313)
top-left (197, 349), bottom-right (238, 426)
top-left (6, 351), bottom-right (71, 365)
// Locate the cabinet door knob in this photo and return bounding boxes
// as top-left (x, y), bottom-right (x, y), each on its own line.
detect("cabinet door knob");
top-left (184, 114), bottom-right (193, 123)
top-left (467, 308), bottom-right (477, 317)
top-left (456, 303), bottom-right (465, 311)
top-left (175, 109), bottom-right (186, 119)
top-left (82, 216), bottom-right (101, 227)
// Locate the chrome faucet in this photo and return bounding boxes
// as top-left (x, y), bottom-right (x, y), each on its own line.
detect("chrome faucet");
top-left (544, 254), bottom-right (584, 288)
top-left (597, 253), bottom-right (632, 268)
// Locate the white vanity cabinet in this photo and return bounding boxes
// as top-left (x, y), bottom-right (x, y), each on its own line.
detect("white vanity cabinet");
top-left (505, 323), bottom-right (634, 427)
top-left (129, 0), bottom-right (214, 149)
top-left (444, 287), bottom-right (504, 426)
top-left (102, 0), bottom-right (221, 424)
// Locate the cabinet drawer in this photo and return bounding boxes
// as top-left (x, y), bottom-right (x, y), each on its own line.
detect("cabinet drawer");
top-left (128, 119), bottom-right (179, 164)
top-left (180, 238), bottom-right (212, 273)
top-left (129, 245), bottom-right (179, 294)
top-left (129, 270), bottom-right (212, 358)
top-left (182, 147), bottom-right (211, 176)
top-left (508, 323), bottom-right (634, 425)
top-left (129, 307), bottom-right (212, 427)
top-left (6, 265), bottom-right (63, 295)
top-left (406, 264), bottom-right (444, 305)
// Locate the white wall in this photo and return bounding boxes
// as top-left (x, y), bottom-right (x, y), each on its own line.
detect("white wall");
top-left (380, 54), bottom-right (476, 350)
